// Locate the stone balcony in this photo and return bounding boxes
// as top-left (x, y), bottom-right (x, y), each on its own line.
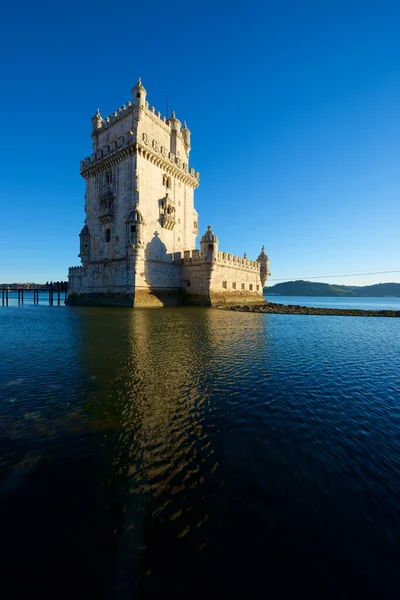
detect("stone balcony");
top-left (160, 213), bottom-right (176, 230)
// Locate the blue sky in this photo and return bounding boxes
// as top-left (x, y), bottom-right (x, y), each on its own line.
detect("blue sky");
top-left (1, 0), bottom-right (399, 284)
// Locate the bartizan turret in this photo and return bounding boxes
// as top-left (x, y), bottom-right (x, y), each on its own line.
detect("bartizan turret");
top-left (200, 225), bottom-right (219, 262)
top-left (257, 246), bottom-right (270, 288)
top-left (181, 121), bottom-right (191, 155)
top-left (91, 109), bottom-right (103, 133)
top-left (168, 110), bottom-right (182, 156)
top-left (132, 77), bottom-right (147, 107)
top-left (79, 223), bottom-right (90, 266)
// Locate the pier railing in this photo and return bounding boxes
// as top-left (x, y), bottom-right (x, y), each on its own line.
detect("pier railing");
top-left (0, 284), bottom-right (68, 306)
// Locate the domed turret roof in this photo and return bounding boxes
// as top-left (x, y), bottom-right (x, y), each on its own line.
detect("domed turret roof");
top-left (201, 225), bottom-right (218, 244)
top-left (79, 224), bottom-right (90, 237)
top-left (132, 77), bottom-right (146, 91)
top-left (257, 245), bottom-right (268, 261)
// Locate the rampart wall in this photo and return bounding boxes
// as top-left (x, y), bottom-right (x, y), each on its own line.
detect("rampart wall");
top-left (181, 250), bottom-right (265, 306)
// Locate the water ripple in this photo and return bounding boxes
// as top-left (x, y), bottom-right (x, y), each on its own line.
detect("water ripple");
top-left (1, 307), bottom-right (400, 598)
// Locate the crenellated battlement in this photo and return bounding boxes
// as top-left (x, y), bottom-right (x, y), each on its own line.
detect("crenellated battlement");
top-left (95, 101), bottom-right (133, 131)
top-left (216, 251), bottom-right (258, 270)
top-left (81, 118), bottom-right (200, 183)
top-left (179, 249), bottom-right (258, 271)
top-left (80, 131), bottom-right (136, 172)
top-left (93, 99), bottom-right (173, 133)
top-left (84, 80), bottom-right (199, 181)
top-left (68, 266), bottom-right (84, 276)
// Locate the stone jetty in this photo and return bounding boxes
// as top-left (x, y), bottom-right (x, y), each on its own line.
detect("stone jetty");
top-left (220, 302), bottom-right (400, 318)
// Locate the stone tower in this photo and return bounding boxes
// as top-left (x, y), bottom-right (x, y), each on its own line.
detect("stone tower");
top-left (68, 79), bottom-right (270, 307)
top-left (69, 78), bottom-right (200, 306)
top-left (257, 246), bottom-right (270, 288)
top-left (200, 225), bottom-right (219, 261)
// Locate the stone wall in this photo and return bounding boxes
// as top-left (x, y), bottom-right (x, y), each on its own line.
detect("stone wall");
top-left (182, 250), bottom-right (265, 306)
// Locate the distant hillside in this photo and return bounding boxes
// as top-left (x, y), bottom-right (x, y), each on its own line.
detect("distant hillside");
top-left (265, 280), bottom-right (400, 297)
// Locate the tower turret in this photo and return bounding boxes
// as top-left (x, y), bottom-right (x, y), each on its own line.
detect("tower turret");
top-left (79, 223), bottom-right (90, 266)
top-left (200, 225), bottom-right (219, 261)
top-left (168, 110), bottom-right (182, 156)
top-left (132, 77), bottom-right (146, 107)
top-left (181, 121), bottom-right (191, 155)
top-left (256, 246), bottom-right (270, 288)
top-left (91, 109), bottom-right (103, 133)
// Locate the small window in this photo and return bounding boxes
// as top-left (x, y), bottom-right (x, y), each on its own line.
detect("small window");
top-left (249, 284), bottom-right (253, 291)
top-left (105, 171), bottom-right (112, 184)
top-left (232, 282), bottom-right (236, 290)
top-left (131, 225), bottom-right (136, 233)
top-left (222, 281), bottom-right (227, 289)
top-left (136, 93), bottom-right (140, 98)
top-left (105, 229), bottom-right (111, 243)
top-left (257, 285), bottom-right (260, 291)
top-left (241, 283), bottom-right (245, 290)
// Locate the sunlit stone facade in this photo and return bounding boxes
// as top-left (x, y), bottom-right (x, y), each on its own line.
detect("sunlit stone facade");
top-left (67, 80), bottom-right (270, 307)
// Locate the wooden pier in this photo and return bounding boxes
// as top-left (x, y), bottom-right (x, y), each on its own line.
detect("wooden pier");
top-left (1, 284), bottom-right (68, 306)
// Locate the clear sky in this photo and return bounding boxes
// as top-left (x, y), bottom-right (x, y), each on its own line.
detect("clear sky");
top-left (1, 0), bottom-right (399, 285)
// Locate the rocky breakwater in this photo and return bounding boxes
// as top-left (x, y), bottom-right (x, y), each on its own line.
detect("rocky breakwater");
top-left (220, 302), bottom-right (400, 318)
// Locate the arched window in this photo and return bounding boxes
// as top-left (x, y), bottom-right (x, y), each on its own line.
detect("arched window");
top-left (105, 228), bottom-right (111, 243)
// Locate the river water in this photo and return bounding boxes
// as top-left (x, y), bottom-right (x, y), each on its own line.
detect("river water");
top-left (1, 301), bottom-right (400, 598)
top-left (267, 295), bottom-right (400, 311)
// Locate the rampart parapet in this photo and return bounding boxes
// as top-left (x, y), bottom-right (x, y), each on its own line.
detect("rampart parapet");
top-left (81, 106), bottom-right (200, 182)
top-left (68, 266), bottom-right (84, 276)
top-left (179, 249), bottom-right (258, 271)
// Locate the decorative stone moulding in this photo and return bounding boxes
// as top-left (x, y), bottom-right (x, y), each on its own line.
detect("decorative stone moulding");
top-left (99, 209), bottom-right (113, 225)
top-left (160, 214), bottom-right (175, 230)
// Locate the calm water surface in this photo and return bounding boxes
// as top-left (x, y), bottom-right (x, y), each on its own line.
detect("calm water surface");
top-left (267, 295), bottom-right (400, 310)
top-left (1, 304), bottom-right (400, 599)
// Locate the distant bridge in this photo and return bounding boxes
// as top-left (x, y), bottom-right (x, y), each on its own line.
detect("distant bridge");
top-left (1, 284), bottom-right (68, 306)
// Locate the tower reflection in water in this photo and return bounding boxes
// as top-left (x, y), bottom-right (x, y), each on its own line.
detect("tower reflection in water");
top-left (80, 306), bottom-right (267, 597)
